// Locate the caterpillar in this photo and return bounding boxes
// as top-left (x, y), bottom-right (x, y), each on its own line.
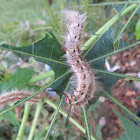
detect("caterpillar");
top-left (0, 90), bottom-right (45, 108)
top-left (62, 10), bottom-right (96, 110)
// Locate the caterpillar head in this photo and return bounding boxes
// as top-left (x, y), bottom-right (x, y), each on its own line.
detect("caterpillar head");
top-left (65, 95), bottom-right (72, 105)
top-left (65, 94), bottom-right (78, 106)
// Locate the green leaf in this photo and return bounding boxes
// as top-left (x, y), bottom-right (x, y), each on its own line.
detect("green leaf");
top-left (88, 100), bottom-right (102, 112)
top-left (2, 106), bottom-right (19, 127)
top-left (136, 95), bottom-right (140, 100)
top-left (0, 71), bottom-right (68, 117)
top-left (0, 32), bottom-right (70, 94)
top-left (0, 115), bottom-right (4, 122)
top-left (0, 69), bottom-right (13, 82)
top-left (0, 32), bottom-right (71, 116)
top-left (0, 67), bottom-right (34, 93)
top-left (0, 32), bottom-right (67, 78)
top-left (136, 19), bottom-right (140, 40)
top-left (85, 28), bottom-right (140, 93)
top-left (136, 7), bottom-right (140, 15)
top-left (86, 30), bottom-right (140, 123)
top-left (112, 0), bottom-right (131, 15)
top-left (113, 109), bottom-right (140, 140)
top-left (104, 90), bottom-right (140, 126)
top-left (94, 124), bottom-right (104, 140)
top-left (86, 39), bottom-right (140, 68)
top-left (113, 4), bottom-right (126, 13)
top-left (0, 68), bottom-right (33, 127)
top-left (84, 29), bottom-right (120, 97)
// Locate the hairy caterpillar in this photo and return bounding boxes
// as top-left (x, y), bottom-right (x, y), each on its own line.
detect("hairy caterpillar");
top-left (62, 10), bottom-right (96, 110)
top-left (0, 90), bottom-right (45, 108)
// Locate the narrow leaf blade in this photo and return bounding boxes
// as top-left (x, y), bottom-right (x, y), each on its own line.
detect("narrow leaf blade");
top-left (113, 109), bottom-right (140, 140)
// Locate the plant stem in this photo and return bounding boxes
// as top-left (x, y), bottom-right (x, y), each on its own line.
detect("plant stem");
top-left (83, 107), bottom-right (91, 140)
top-left (81, 3), bottom-right (138, 50)
top-left (17, 103), bottom-right (31, 140)
top-left (43, 0), bottom-right (59, 30)
top-left (86, 1), bottom-right (139, 6)
top-left (28, 75), bottom-right (53, 140)
top-left (87, 40), bottom-right (140, 63)
top-left (28, 70), bottom-right (54, 84)
top-left (42, 76), bottom-right (54, 88)
top-left (44, 80), bottom-right (71, 139)
top-left (115, 2), bottom-right (140, 43)
top-left (28, 102), bottom-right (43, 140)
top-left (44, 95), bottom-right (65, 140)
top-left (44, 98), bottom-right (96, 140)
top-left (93, 68), bottom-right (140, 82)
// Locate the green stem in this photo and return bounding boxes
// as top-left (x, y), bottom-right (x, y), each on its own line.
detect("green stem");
top-left (28, 102), bottom-right (43, 140)
top-left (87, 40), bottom-right (140, 63)
top-left (42, 76), bottom-right (54, 88)
top-left (93, 68), bottom-right (140, 82)
top-left (28, 70), bottom-right (54, 84)
top-left (83, 107), bottom-right (91, 140)
top-left (44, 95), bottom-right (65, 140)
top-left (43, 0), bottom-right (59, 30)
top-left (82, 3), bottom-right (138, 50)
top-left (115, 2), bottom-right (140, 43)
top-left (86, 1), bottom-right (139, 6)
top-left (17, 103), bottom-right (31, 140)
top-left (44, 80), bottom-right (70, 139)
top-left (44, 98), bottom-right (96, 140)
top-left (28, 75), bottom-right (53, 140)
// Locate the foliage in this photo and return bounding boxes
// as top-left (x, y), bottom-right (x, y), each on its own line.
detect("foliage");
top-left (0, 0), bottom-right (140, 140)
top-left (114, 109), bottom-right (140, 140)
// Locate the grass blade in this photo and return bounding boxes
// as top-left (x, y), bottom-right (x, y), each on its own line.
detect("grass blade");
top-left (83, 107), bottom-right (91, 140)
top-left (44, 95), bottom-right (64, 140)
